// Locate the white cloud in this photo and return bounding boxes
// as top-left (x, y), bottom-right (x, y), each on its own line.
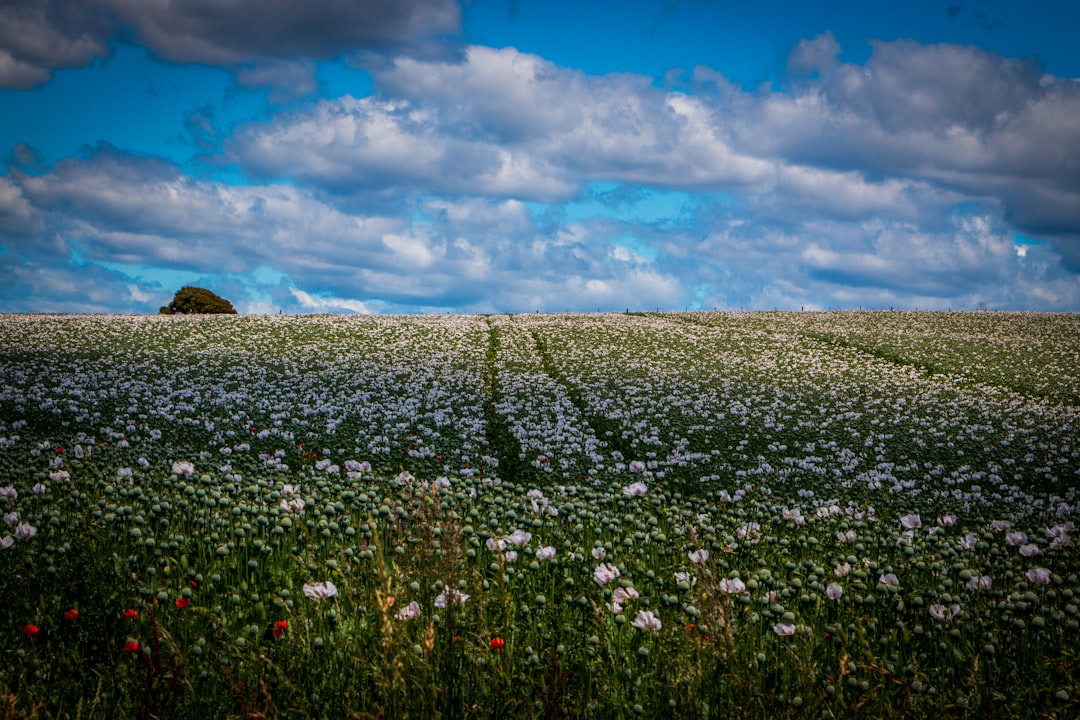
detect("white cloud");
top-left (787, 31), bottom-right (841, 76)
top-left (729, 38), bottom-right (1080, 250)
top-left (289, 288), bottom-right (372, 314)
top-left (0, 175), bottom-right (42, 235)
top-left (230, 95), bottom-right (574, 200)
top-left (3, 34), bottom-right (1080, 313)
top-left (231, 46), bottom-right (772, 198)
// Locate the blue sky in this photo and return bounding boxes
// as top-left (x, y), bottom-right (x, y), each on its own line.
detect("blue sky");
top-left (1, 0), bottom-right (1079, 314)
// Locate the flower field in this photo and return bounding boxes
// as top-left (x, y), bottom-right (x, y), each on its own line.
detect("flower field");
top-left (1, 311), bottom-right (1078, 718)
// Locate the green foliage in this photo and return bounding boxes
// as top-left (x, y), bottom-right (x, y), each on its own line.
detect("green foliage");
top-left (161, 286), bottom-right (237, 315)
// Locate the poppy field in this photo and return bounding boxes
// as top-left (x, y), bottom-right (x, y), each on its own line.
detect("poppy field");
top-left (1, 311), bottom-right (1078, 718)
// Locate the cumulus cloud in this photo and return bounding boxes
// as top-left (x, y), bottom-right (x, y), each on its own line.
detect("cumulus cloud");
top-left (0, 175), bottom-right (43, 235)
top-left (112, 0), bottom-right (460, 65)
top-left (290, 288), bottom-right (372, 314)
top-left (373, 46), bottom-right (772, 188)
top-left (3, 30), bottom-right (1080, 313)
top-left (786, 31), bottom-right (840, 76)
top-left (236, 39), bottom-right (1079, 259)
top-left (0, 0), bottom-right (112, 88)
top-left (0, 0), bottom-right (460, 88)
top-left (229, 95), bottom-right (573, 200)
top-left (0, 257), bottom-right (168, 314)
top-left (1, 146), bottom-right (691, 313)
top-left (230, 46), bottom-right (772, 201)
top-left (685, 212), bottom-right (1080, 312)
top-left (733, 39), bottom-right (1080, 256)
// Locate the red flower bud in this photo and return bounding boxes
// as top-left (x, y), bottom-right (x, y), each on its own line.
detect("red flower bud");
top-left (489, 637), bottom-right (505, 650)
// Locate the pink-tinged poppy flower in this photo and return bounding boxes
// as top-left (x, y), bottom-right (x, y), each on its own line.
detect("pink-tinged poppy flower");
top-left (171, 461), bottom-right (194, 477)
top-left (1005, 531), bottom-right (1028, 546)
top-left (899, 514), bottom-right (922, 530)
top-left (434, 588), bottom-right (469, 608)
top-left (279, 497), bottom-right (305, 514)
top-left (395, 601), bottom-right (421, 621)
top-left (688, 548), bottom-right (709, 564)
top-left (1026, 567), bottom-right (1051, 585)
top-left (826, 583), bottom-right (843, 600)
top-left (302, 581), bottom-right (338, 600)
top-left (622, 481), bottom-right (647, 497)
top-left (631, 610), bottom-right (662, 632)
top-left (968, 575), bottom-right (993, 590)
top-left (593, 563), bottom-right (620, 585)
top-left (718, 577), bottom-right (746, 594)
top-left (773, 623), bottom-right (796, 636)
top-left (535, 546), bottom-right (556, 561)
top-left (1019, 543), bottom-right (1040, 557)
top-left (505, 530), bottom-right (532, 547)
top-left (929, 604), bottom-right (961, 621)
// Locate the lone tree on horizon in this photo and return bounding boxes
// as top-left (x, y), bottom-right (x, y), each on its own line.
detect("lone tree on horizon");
top-left (160, 286), bottom-right (238, 315)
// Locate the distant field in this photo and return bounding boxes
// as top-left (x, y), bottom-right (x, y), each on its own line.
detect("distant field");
top-left (1, 311), bottom-right (1078, 718)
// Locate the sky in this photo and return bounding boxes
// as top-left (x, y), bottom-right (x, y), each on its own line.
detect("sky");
top-left (1, 0), bottom-right (1079, 314)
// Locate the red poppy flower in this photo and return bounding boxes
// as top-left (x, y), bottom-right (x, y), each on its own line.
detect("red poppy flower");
top-left (125, 640), bottom-right (140, 653)
top-left (23, 624), bottom-right (39, 638)
top-left (64, 609), bottom-right (79, 621)
top-left (273, 620), bottom-right (287, 638)
top-left (489, 637), bottom-right (505, 650)
top-left (124, 609), bottom-right (138, 620)
top-left (175, 597), bottom-right (190, 609)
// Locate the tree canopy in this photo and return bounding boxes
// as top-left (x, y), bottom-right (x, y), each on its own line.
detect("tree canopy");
top-left (160, 286), bottom-right (237, 315)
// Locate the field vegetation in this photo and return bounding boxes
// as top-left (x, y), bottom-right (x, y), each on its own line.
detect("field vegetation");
top-left (0, 311), bottom-right (1077, 718)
